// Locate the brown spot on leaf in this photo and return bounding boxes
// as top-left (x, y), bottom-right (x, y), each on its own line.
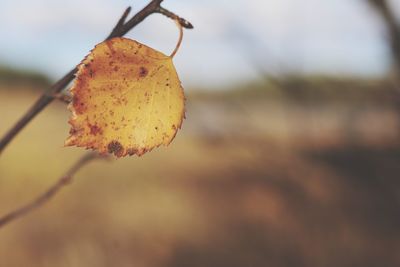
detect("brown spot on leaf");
top-left (139, 66), bottom-right (148, 78)
top-left (69, 127), bottom-right (78, 135)
top-left (107, 141), bottom-right (123, 156)
top-left (72, 96), bottom-right (87, 115)
top-left (88, 123), bottom-right (102, 135)
top-left (127, 148), bottom-right (138, 156)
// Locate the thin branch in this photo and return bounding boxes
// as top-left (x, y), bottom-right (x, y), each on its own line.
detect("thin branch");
top-left (0, 0), bottom-right (193, 155)
top-left (108, 6), bottom-right (132, 39)
top-left (0, 152), bottom-right (109, 229)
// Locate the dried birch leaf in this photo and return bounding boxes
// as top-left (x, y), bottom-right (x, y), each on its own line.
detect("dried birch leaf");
top-left (65, 37), bottom-right (185, 157)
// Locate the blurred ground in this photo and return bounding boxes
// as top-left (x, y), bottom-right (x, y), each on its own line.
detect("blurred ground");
top-left (1, 79), bottom-right (400, 267)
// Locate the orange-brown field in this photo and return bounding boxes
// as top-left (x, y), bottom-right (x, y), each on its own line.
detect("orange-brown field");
top-left (1, 81), bottom-right (400, 267)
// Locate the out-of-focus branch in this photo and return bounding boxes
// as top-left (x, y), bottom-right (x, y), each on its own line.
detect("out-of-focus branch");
top-left (368, 0), bottom-right (400, 77)
top-left (0, 0), bottom-right (193, 155)
top-left (0, 153), bottom-right (109, 229)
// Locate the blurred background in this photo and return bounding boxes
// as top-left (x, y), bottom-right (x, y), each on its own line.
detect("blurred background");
top-left (1, 0), bottom-right (400, 266)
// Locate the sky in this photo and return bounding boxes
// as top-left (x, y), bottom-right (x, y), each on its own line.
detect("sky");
top-left (0, 0), bottom-right (399, 88)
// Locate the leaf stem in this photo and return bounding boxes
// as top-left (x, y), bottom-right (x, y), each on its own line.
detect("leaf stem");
top-left (170, 19), bottom-right (184, 58)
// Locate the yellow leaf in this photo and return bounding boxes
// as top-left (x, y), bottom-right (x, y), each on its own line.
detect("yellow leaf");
top-left (65, 37), bottom-right (185, 157)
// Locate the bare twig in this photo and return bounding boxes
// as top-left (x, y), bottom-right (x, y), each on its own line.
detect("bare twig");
top-left (0, 152), bottom-right (109, 229)
top-left (368, 0), bottom-right (400, 77)
top-left (0, 0), bottom-right (193, 154)
top-left (108, 6), bottom-right (132, 39)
